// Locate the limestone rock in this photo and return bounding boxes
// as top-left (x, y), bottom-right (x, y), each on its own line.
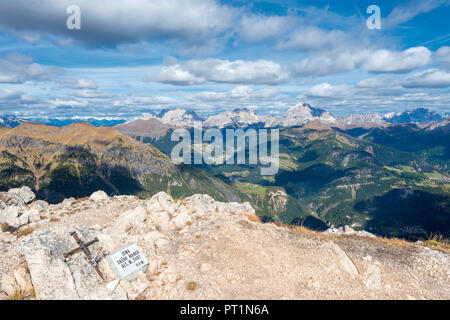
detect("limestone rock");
top-left (13, 264), bottom-right (33, 294)
top-left (106, 280), bottom-right (119, 292)
top-left (146, 192), bottom-right (176, 215)
top-left (172, 211), bottom-right (191, 229)
top-left (0, 206), bottom-right (20, 230)
top-left (363, 264), bottom-right (382, 290)
top-left (90, 191), bottom-right (108, 202)
top-left (26, 208), bottom-right (41, 223)
top-left (6, 186), bottom-right (35, 207)
top-left (1, 273), bottom-right (18, 296)
top-left (30, 200), bottom-right (50, 212)
top-left (325, 242), bottom-right (359, 276)
top-left (111, 206), bottom-right (148, 234)
top-left (344, 225), bottom-right (356, 235)
top-left (21, 227), bottom-right (127, 300)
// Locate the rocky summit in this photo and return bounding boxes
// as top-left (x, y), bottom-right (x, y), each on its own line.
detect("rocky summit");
top-left (0, 187), bottom-right (449, 300)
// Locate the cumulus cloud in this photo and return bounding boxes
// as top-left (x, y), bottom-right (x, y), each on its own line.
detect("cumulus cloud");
top-left (363, 47), bottom-right (432, 74)
top-left (69, 89), bottom-right (113, 99)
top-left (293, 47), bottom-right (432, 77)
top-left (0, 54), bottom-right (61, 83)
top-left (402, 69), bottom-right (450, 88)
top-left (113, 96), bottom-right (178, 107)
top-left (60, 78), bottom-right (98, 89)
top-left (186, 86), bottom-right (284, 105)
top-left (0, 0), bottom-right (236, 47)
top-left (304, 83), bottom-right (351, 98)
top-left (239, 15), bottom-right (294, 43)
top-left (435, 46), bottom-right (450, 69)
top-left (156, 58), bottom-right (290, 86)
top-left (155, 64), bottom-right (205, 86)
top-left (293, 50), bottom-right (369, 76)
top-left (50, 98), bottom-right (88, 107)
top-left (279, 27), bottom-right (347, 51)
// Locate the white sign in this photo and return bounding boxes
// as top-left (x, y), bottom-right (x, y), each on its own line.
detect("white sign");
top-left (107, 243), bottom-right (149, 281)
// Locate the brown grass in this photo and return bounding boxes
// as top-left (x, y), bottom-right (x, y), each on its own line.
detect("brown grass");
top-left (73, 196), bottom-right (89, 204)
top-left (7, 290), bottom-right (25, 300)
top-left (238, 219), bottom-right (253, 228)
top-left (18, 227), bottom-right (34, 237)
top-left (186, 281), bottom-right (198, 291)
top-left (246, 214), bottom-right (261, 223)
top-left (0, 222), bottom-right (8, 232)
top-left (424, 233), bottom-right (450, 252)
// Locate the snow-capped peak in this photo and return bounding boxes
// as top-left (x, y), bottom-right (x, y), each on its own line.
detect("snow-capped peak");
top-left (203, 108), bottom-right (263, 128)
top-left (159, 108), bottom-right (203, 127)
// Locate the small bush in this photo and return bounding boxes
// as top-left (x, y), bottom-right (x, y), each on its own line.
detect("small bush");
top-left (424, 233), bottom-right (450, 250)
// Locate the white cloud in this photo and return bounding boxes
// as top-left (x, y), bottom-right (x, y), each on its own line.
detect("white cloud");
top-left (279, 27), bottom-right (347, 51)
top-left (186, 86), bottom-right (283, 104)
top-left (363, 47), bottom-right (431, 74)
top-left (402, 69), bottom-right (450, 88)
top-left (435, 46), bottom-right (450, 69)
top-left (239, 15), bottom-right (293, 43)
top-left (384, 0), bottom-right (449, 28)
top-left (0, 0), bottom-right (236, 47)
top-left (293, 50), bottom-right (369, 76)
top-left (69, 89), bottom-right (113, 99)
top-left (61, 78), bottom-right (98, 89)
top-left (50, 98), bottom-right (88, 107)
top-left (356, 77), bottom-right (399, 88)
top-left (304, 83), bottom-right (351, 98)
top-left (0, 54), bottom-right (60, 83)
top-left (0, 89), bottom-right (24, 100)
top-left (155, 64), bottom-right (205, 86)
top-left (294, 47), bottom-right (432, 77)
top-left (114, 96), bottom-right (177, 106)
top-left (184, 58), bottom-right (290, 85)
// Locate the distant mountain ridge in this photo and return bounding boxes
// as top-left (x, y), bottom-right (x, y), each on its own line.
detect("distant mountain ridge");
top-left (383, 108), bottom-right (443, 124)
top-left (0, 115), bottom-right (27, 128)
top-left (1, 105), bottom-right (447, 130)
top-left (0, 122), bottom-right (245, 204)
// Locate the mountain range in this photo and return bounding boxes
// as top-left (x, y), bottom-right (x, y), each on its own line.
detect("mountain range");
top-left (1, 104), bottom-right (447, 129)
top-left (114, 114), bottom-right (450, 238)
top-left (1, 102), bottom-right (449, 239)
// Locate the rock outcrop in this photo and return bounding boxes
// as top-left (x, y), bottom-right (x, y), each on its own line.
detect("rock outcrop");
top-left (0, 189), bottom-right (449, 300)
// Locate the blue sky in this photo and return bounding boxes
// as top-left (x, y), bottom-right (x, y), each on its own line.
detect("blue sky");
top-left (0, 0), bottom-right (449, 119)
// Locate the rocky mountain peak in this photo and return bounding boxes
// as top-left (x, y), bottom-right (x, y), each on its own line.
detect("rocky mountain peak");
top-left (0, 188), bottom-right (448, 300)
top-left (158, 108), bottom-right (203, 128)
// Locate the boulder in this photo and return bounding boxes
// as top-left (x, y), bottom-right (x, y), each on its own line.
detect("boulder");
top-left (21, 227), bottom-right (128, 300)
top-left (146, 192), bottom-right (176, 215)
top-left (27, 208), bottom-right (41, 223)
top-left (6, 186), bottom-right (35, 207)
top-left (90, 191), bottom-right (108, 202)
top-left (18, 211), bottom-right (30, 226)
top-left (30, 200), bottom-right (50, 212)
top-left (0, 206), bottom-right (20, 230)
top-left (172, 211), bottom-right (191, 229)
top-left (110, 206), bottom-right (148, 234)
top-left (1, 273), bottom-right (18, 296)
top-left (344, 225), bottom-right (356, 235)
top-left (13, 264), bottom-right (33, 294)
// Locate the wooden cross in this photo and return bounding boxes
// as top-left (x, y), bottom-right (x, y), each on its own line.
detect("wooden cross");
top-left (63, 231), bottom-right (105, 282)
